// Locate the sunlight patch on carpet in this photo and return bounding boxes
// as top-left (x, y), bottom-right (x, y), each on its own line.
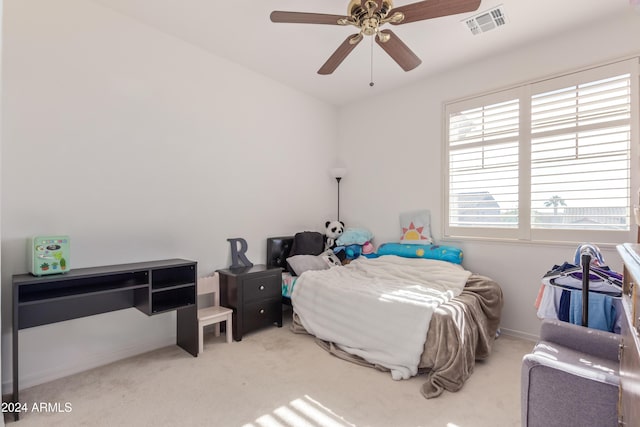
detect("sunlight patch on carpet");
top-left (243, 395), bottom-right (356, 427)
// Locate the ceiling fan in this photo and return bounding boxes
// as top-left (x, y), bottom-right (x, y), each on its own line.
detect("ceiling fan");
top-left (270, 0), bottom-right (482, 75)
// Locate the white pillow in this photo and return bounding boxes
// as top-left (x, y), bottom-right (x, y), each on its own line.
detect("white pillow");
top-left (287, 250), bottom-right (341, 276)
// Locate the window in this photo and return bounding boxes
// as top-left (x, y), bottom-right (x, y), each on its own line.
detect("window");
top-left (444, 59), bottom-right (638, 243)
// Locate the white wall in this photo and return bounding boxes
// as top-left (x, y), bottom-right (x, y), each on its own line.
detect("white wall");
top-left (1, 0), bottom-right (338, 391)
top-left (338, 12), bottom-right (640, 339)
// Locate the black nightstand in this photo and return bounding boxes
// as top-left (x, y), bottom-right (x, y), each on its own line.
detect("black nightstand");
top-left (217, 264), bottom-right (282, 341)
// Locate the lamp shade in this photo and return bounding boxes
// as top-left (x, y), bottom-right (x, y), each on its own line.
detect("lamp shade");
top-left (330, 167), bottom-right (347, 179)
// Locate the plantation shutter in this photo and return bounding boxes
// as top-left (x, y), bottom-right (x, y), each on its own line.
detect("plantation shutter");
top-left (447, 95), bottom-right (520, 232)
top-left (530, 68), bottom-right (632, 231)
top-left (444, 58), bottom-right (637, 242)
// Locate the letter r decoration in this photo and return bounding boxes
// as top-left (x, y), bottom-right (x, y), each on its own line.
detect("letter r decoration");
top-left (227, 238), bottom-right (253, 269)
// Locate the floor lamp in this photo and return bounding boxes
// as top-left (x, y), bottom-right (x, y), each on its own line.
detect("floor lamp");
top-left (330, 167), bottom-right (347, 221)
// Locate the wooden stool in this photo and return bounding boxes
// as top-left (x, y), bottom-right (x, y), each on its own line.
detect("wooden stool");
top-left (198, 273), bottom-right (233, 354)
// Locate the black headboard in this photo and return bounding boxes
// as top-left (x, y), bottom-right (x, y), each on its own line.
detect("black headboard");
top-left (266, 236), bottom-right (294, 270)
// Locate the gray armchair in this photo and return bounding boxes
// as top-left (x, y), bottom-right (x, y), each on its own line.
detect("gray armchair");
top-left (521, 319), bottom-right (621, 427)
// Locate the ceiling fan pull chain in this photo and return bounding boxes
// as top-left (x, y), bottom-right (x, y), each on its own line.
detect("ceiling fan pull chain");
top-left (369, 35), bottom-right (375, 87)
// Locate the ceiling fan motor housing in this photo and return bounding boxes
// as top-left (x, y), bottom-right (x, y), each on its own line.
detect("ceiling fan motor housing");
top-left (362, 18), bottom-right (378, 35)
top-left (345, 0), bottom-right (396, 39)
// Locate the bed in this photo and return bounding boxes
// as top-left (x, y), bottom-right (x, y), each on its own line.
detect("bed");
top-left (266, 236), bottom-right (503, 398)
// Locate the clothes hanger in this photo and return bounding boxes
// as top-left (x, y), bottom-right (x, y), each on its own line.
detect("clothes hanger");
top-left (542, 261), bottom-right (622, 297)
top-left (542, 277), bottom-right (622, 298)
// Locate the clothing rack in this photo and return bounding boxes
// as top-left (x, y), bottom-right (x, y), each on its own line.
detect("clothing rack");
top-left (539, 246), bottom-right (623, 331)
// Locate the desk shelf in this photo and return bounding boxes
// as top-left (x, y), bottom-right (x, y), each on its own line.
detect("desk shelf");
top-left (18, 271), bottom-right (149, 304)
top-left (151, 286), bottom-right (196, 314)
top-left (135, 264), bottom-right (196, 315)
top-left (152, 265), bottom-right (196, 290)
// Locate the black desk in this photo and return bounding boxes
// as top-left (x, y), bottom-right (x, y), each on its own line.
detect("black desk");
top-left (11, 259), bottom-right (199, 421)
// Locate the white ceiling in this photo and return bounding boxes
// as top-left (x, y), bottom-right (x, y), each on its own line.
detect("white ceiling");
top-left (91, 0), bottom-right (635, 106)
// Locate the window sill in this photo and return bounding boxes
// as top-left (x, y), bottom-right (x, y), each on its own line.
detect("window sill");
top-left (439, 234), bottom-right (627, 250)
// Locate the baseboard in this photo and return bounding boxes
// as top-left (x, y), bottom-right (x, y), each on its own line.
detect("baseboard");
top-left (2, 335), bottom-right (174, 394)
top-left (499, 327), bottom-right (539, 342)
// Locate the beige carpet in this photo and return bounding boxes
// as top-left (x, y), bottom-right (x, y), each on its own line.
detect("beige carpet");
top-left (6, 312), bottom-right (534, 427)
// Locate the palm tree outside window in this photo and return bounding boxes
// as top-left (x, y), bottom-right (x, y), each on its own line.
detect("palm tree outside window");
top-left (545, 195), bottom-right (567, 216)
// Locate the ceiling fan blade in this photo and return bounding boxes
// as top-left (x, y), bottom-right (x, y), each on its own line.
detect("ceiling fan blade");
top-left (318, 34), bottom-right (363, 75)
top-left (390, 0), bottom-right (481, 25)
top-left (375, 30), bottom-right (422, 72)
top-left (270, 11), bottom-right (347, 25)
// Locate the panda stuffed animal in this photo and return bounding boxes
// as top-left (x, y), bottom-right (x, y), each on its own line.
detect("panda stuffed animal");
top-left (324, 220), bottom-right (345, 251)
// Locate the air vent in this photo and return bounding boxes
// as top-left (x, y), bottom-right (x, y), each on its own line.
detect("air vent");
top-left (463, 5), bottom-right (506, 35)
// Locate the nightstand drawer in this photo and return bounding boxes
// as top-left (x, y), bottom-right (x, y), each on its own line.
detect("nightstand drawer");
top-left (243, 274), bottom-right (280, 302)
top-left (243, 298), bottom-right (282, 332)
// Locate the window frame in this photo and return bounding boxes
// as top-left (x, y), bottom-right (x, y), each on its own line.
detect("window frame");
top-left (443, 58), bottom-right (639, 245)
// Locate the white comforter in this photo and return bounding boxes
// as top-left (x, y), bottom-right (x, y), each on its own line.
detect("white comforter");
top-left (291, 255), bottom-right (472, 380)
